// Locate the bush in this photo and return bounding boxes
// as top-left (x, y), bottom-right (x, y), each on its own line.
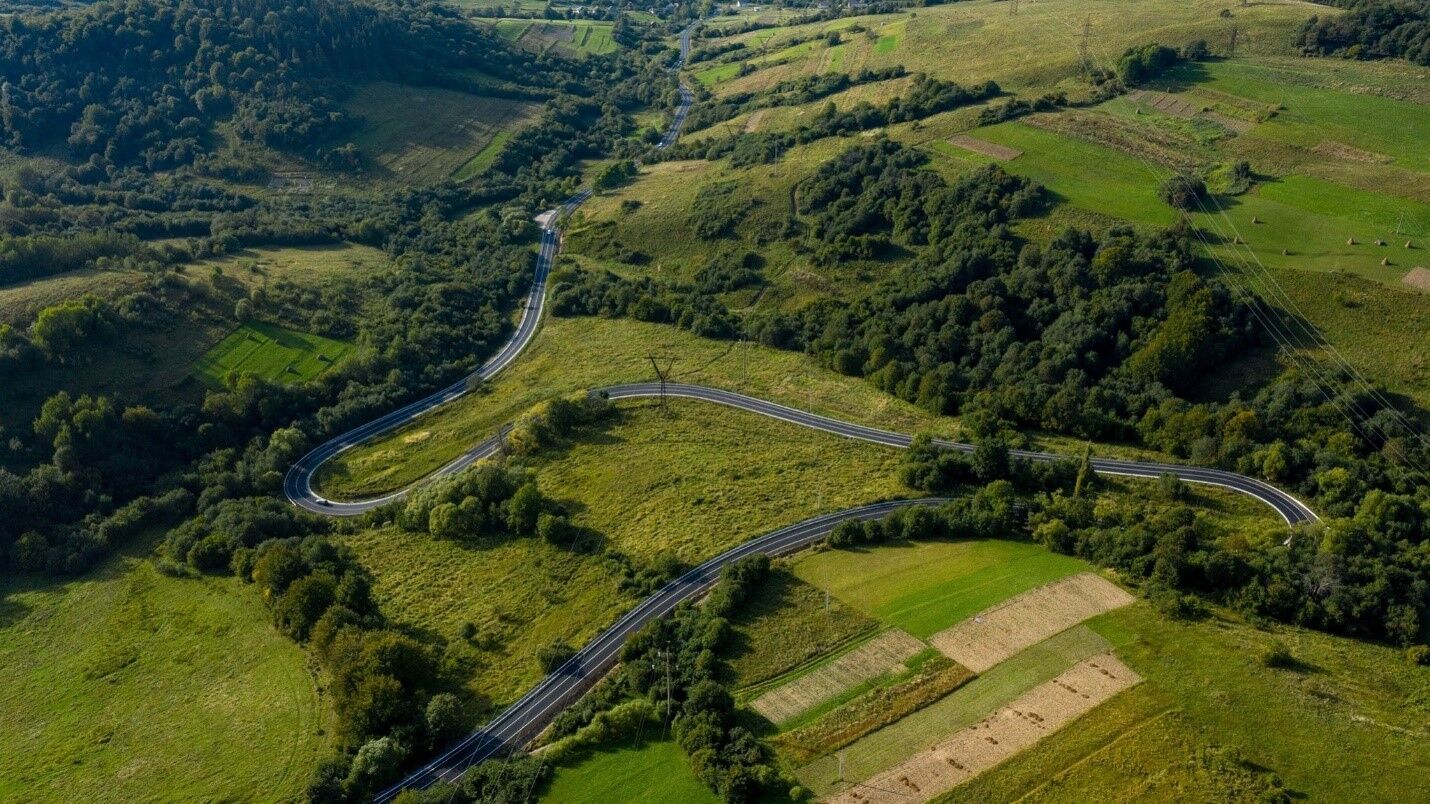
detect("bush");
top-left (1261, 640), bottom-right (1297, 669)
top-left (1158, 173), bottom-right (1207, 210)
top-left (538, 639), bottom-right (576, 673)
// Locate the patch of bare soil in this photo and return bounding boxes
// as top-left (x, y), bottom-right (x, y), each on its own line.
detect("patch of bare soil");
top-left (929, 573), bottom-right (1133, 672)
top-left (946, 134), bottom-right (1021, 160)
top-left (744, 109), bottom-right (767, 133)
top-left (827, 654), bottom-right (1141, 804)
top-left (1402, 266), bottom-right (1430, 292)
top-left (751, 629), bottom-right (925, 724)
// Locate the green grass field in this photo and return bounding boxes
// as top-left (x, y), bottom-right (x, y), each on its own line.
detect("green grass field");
top-left (191, 321), bottom-right (353, 388)
top-left (491, 19), bottom-right (617, 56)
top-left (0, 268), bottom-right (149, 327)
top-left (695, 0), bottom-right (1312, 97)
top-left (1, 244), bottom-right (385, 432)
top-left (792, 539), bottom-right (1091, 638)
top-left (342, 525), bottom-right (630, 706)
top-left (313, 314), bottom-right (956, 500)
top-left (528, 400), bottom-right (909, 564)
top-left (542, 739), bottom-right (716, 804)
top-left (0, 544), bottom-right (332, 802)
top-left (346, 82), bottom-right (538, 183)
top-left (728, 568), bottom-right (878, 689)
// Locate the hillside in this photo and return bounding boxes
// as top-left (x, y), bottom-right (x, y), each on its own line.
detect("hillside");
top-left (1, 0), bottom-right (1427, 802)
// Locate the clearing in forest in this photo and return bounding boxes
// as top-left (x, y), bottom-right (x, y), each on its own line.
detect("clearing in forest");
top-left (826, 653), bottom-right (1141, 803)
top-left (192, 321), bottom-right (353, 387)
top-left (345, 82), bottom-right (537, 183)
top-left (929, 573), bottom-right (1133, 672)
top-left (750, 629), bottom-right (925, 724)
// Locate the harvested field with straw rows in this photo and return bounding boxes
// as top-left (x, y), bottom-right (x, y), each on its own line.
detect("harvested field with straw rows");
top-left (826, 654), bottom-right (1141, 804)
top-left (929, 573), bottom-right (1133, 672)
top-left (750, 629), bottom-right (924, 723)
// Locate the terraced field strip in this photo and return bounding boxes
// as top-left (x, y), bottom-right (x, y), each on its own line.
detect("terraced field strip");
top-left (929, 573), bottom-right (1133, 672)
top-left (750, 629), bottom-right (925, 724)
top-left (946, 134), bottom-right (1021, 160)
top-left (826, 654), bottom-right (1141, 804)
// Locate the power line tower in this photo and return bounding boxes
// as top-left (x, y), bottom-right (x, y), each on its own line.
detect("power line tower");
top-left (1078, 16), bottom-right (1093, 77)
top-left (647, 353), bottom-right (675, 413)
top-left (1228, 23), bottom-right (1240, 58)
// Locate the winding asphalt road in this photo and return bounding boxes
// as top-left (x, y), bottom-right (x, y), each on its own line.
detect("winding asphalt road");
top-left (281, 20), bottom-right (1318, 801)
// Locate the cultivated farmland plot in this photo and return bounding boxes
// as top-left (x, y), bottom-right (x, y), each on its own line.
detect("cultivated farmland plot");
top-left (826, 653), bottom-right (1142, 803)
top-left (751, 628), bottom-right (925, 723)
top-left (929, 573), bottom-right (1134, 672)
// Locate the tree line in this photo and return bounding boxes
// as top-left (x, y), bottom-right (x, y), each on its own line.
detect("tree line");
top-left (1298, 0), bottom-right (1430, 65)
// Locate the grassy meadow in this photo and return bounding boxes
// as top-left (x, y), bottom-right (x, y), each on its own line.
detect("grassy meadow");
top-left (0, 243), bottom-right (387, 431)
top-left (0, 544), bottom-right (332, 802)
top-left (693, 0), bottom-right (1311, 97)
top-left (542, 738), bottom-right (716, 804)
top-left (313, 314), bottom-right (957, 499)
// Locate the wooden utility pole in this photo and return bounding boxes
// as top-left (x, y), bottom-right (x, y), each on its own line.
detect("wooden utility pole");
top-left (1228, 24), bottom-right (1240, 58)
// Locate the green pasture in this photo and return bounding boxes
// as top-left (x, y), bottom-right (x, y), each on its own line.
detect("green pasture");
top-left (191, 321), bottom-right (352, 388)
top-left (792, 539), bottom-right (1090, 638)
top-left (0, 546), bottom-right (332, 802)
top-left (542, 739), bottom-right (717, 803)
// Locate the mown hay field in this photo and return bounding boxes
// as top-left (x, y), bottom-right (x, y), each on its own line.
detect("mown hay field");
top-left (750, 628), bottom-right (925, 723)
top-left (793, 539), bottom-right (1091, 638)
top-left (929, 573), bottom-right (1133, 672)
top-left (795, 625), bottom-right (1113, 796)
top-left (829, 654), bottom-right (1141, 804)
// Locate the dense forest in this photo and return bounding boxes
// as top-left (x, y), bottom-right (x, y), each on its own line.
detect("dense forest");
top-left (0, 0), bottom-right (544, 169)
top-left (1298, 0), bottom-right (1430, 64)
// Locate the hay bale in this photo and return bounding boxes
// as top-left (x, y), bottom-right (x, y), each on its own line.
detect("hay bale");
top-left (1406, 240), bottom-right (1414, 249)
top-left (1375, 239), bottom-right (1386, 246)
top-left (1381, 258), bottom-right (1389, 266)
top-left (1347, 237), bottom-right (1357, 245)
top-left (1251, 216), bottom-right (1259, 224)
